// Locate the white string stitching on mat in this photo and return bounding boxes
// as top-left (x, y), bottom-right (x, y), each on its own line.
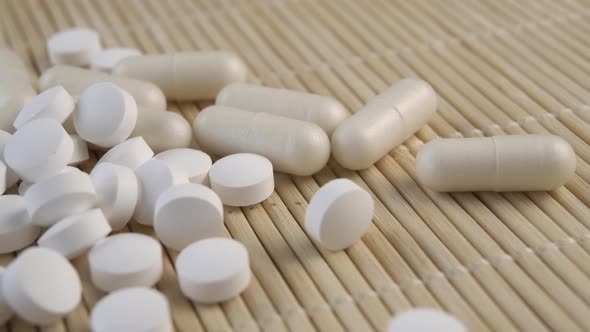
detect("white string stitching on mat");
top-left (256, 9), bottom-right (589, 81)
top-left (218, 232), bottom-right (590, 331)
top-left (444, 107), bottom-right (581, 139)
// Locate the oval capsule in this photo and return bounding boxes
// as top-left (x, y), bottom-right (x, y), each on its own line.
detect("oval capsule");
top-left (38, 65), bottom-right (166, 110)
top-left (416, 135), bottom-right (576, 192)
top-left (331, 78), bottom-right (437, 170)
top-left (0, 78), bottom-right (36, 133)
top-left (215, 83), bottom-right (350, 135)
top-left (0, 49), bottom-right (32, 81)
top-left (0, 49), bottom-right (36, 133)
top-left (113, 51), bottom-right (247, 101)
top-left (131, 108), bottom-right (192, 153)
top-left (194, 105), bottom-right (330, 176)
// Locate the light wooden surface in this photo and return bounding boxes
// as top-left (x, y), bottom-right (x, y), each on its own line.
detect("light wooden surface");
top-left (2, 0), bottom-right (590, 331)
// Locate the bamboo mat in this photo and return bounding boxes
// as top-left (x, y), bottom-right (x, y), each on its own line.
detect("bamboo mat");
top-left (1, 0), bottom-right (590, 331)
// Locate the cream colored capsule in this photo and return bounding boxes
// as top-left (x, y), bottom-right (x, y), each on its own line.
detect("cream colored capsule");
top-left (416, 135), bottom-right (576, 192)
top-left (332, 78), bottom-right (437, 170)
top-left (0, 78), bottom-right (36, 133)
top-left (194, 106), bottom-right (330, 176)
top-left (38, 65), bottom-right (166, 110)
top-left (0, 49), bottom-right (32, 80)
top-left (113, 51), bottom-right (247, 101)
top-left (131, 108), bottom-right (192, 153)
top-left (0, 50), bottom-right (36, 133)
top-left (215, 83), bottom-right (350, 135)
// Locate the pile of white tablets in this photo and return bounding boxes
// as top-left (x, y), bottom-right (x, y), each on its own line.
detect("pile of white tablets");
top-left (0, 26), bottom-right (577, 330)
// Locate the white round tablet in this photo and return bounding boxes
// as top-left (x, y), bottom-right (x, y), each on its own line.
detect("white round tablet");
top-left (4, 118), bottom-right (73, 183)
top-left (155, 148), bottom-right (212, 185)
top-left (18, 181), bottom-right (32, 195)
top-left (90, 287), bottom-right (172, 332)
top-left (387, 308), bottom-right (467, 332)
top-left (0, 267), bottom-right (14, 325)
top-left (154, 183), bottom-right (223, 251)
top-left (305, 179), bottom-right (374, 251)
top-left (69, 134), bottom-right (89, 165)
top-left (0, 195), bottom-right (40, 253)
top-left (0, 130), bottom-right (18, 187)
top-left (88, 233), bottom-right (162, 292)
top-left (91, 48), bottom-right (142, 73)
top-left (25, 168), bottom-right (96, 227)
top-left (175, 238), bottom-right (250, 303)
top-left (209, 153), bottom-right (274, 206)
top-left (90, 162), bottom-right (139, 230)
top-left (134, 158), bottom-right (187, 226)
top-left (74, 82), bottom-right (137, 147)
top-left (47, 28), bottom-right (101, 66)
top-left (2, 247), bottom-right (82, 326)
top-left (38, 209), bottom-right (111, 259)
top-left (13, 85), bottom-right (75, 129)
top-left (97, 136), bottom-right (153, 170)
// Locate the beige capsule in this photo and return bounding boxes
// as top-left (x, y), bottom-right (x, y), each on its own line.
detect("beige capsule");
top-left (0, 49), bottom-right (37, 133)
top-left (0, 77), bottom-right (36, 133)
top-left (38, 65), bottom-right (166, 110)
top-left (194, 105), bottom-right (330, 176)
top-left (331, 78), bottom-right (437, 170)
top-left (113, 51), bottom-right (247, 101)
top-left (131, 108), bottom-right (192, 153)
top-left (416, 135), bottom-right (576, 192)
top-left (215, 83), bottom-right (350, 135)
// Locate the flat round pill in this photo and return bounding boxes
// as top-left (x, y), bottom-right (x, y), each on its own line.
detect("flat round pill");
top-left (75, 82), bottom-right (137, 147)
top-left (39, 65), bottom-right (166, 110)
top-left (155, 148), bottom-right (211, 185)
top-left (131, 108), bottom-right (192, 153)
top-left (209, 153), bottom-right (274, 207)
top-left (97, 136), bottom-right (154, 170)
top-left (90, 162), bottom-right (139, 230)
top-left (47, 28), bottom-right (101, 66)
top-left (387, 308), bottom-right (467, 332)
top-left (91, 48), bottom-right (142, 73)
top-left (90, 287), bottom-right (172, 332)
top-left (18, 181), bottom-right (32, 195)
top-left (176, 238), bottom-right (250, 303)
top-left (89, 233), bottom-right (162, 292)
top-left (305, 179), bottom-right (374, 251)
top-left (134, 158), bottom-right (187, 225)
top-left (0, 130), bottom-right (18, 187)
top-left (25, 168), bottom-right (96, 227)
top-left (2, 247), bottom-right (82, 326)
top-left (0, 267), bottom-right (14, 325)
top-left (69, 134), bottom-right (89, 165)
top-left (154, 183), bottom-right (223, 251)
top-left (13, 85), bottom-right (74, 129)
top-left (38, 209), bottom-right (111, 259)
top-left (4, 118), bottom-right (73, 182)
top-left (0, 195), bottom-right (40, 253)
